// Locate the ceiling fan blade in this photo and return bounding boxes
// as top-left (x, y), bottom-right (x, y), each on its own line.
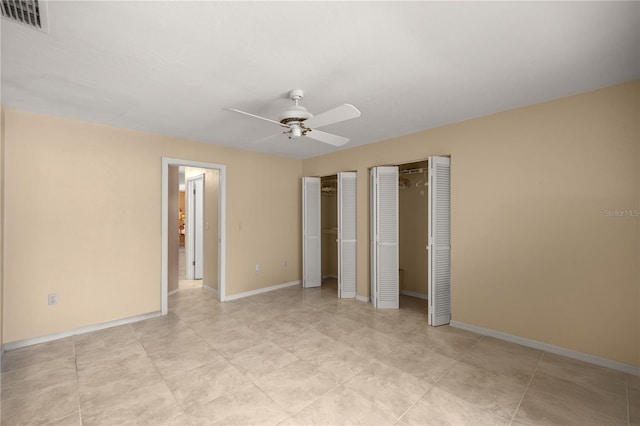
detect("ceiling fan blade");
top-left (303, 104), bottom-right (361, 129)
top-left (225, 108), bottom-right (289, 128)
top-left (305, 129), bottom-right (350, 147)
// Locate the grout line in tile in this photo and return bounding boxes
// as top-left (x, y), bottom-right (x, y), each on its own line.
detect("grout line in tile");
top-left (426, 334), bottom-right (485, 388)
top-left (627, 374), bottom-right (631, 426)
top-left (454, 332), bottom-right (485, 362)
top-left (161, 362), bottom-right (193, 423)
top-left (72, 336), bottom-right (83, 426)
top-left (74, 336), bottom-right (82, 426)
top-left (394, 381), bottom-right (433, 424)
top-left (508, 350), bottom-right (544, 425)
top-left (278, 363), bottom-right (363, 421)
top-left (135, 329), bottom-right (195, 425)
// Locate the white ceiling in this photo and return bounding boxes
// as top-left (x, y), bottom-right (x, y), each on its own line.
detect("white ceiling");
top-left (2, 1), bottom-right (639, 159)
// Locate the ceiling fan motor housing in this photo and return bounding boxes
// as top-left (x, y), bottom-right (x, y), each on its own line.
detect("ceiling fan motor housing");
top-left (279, 105), bottom-right (313, 126)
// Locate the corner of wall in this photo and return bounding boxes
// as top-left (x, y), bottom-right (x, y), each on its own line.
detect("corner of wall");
top-left (1, 103), bottom-right (5, 361)
top-left (637, 85), bottom-right (640, 368)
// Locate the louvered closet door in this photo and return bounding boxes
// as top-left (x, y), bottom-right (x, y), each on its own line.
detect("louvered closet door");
top-left (302, 177), bottom-right (321, 288)
top-left (371, 166), bottom-right (399, 309)
top-left (428, 156), bottom-right (451, 326)
top-left (338, 172), bottom-right (357, 299)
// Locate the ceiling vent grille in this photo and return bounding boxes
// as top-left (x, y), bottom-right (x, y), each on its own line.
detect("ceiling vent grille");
top-left (1, 0), bottom-right (48, 32)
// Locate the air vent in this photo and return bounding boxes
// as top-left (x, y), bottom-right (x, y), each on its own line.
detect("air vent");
top-left (1, 0), bottom-right (48, 32)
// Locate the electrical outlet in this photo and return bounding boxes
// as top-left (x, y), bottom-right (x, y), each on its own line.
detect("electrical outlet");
top-left (255, 264), bottom-right (260, 273)
top-left (48, 293), bottom-right (58, 305)
top-left (283, 260), bottom-right (287, 268)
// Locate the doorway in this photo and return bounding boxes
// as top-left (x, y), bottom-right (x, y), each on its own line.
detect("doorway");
top-left (162, 158), bottom-right (226, 315)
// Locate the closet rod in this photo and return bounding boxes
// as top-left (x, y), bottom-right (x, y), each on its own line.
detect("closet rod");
top-left (399, 168), bottom-right (426, 175)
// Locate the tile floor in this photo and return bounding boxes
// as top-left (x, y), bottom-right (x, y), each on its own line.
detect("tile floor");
top-left (1, 279), bottom-right (637, 426)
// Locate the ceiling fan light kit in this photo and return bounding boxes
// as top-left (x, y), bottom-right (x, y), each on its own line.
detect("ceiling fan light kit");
top-left (227, 89), bottom-right (361, 146)
top-left (289, 123), bottom-right (302, 139)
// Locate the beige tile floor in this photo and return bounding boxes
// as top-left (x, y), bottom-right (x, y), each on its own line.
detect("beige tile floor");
top-left (1, 279), bottom-right (637, 426)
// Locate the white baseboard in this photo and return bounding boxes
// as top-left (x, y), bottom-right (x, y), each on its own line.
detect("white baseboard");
top-left (322, 274), bottom-right (338, 280)
top-left (203, 285), bottom-right (218, 296)
top-left (168, 288), bottom-right (179, 296)
top-left (223, 280), bottom-right (300, 302)
top-left (3, 311), bottom-right (162, 351)
top-left (401, 290), bottom-right (428, 300)
top-left (450, 320), bottom-right (640, 376)
top-left (356, 295), bottom-right (369, 303)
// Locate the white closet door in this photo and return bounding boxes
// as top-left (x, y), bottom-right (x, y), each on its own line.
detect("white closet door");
top-left (338, 172), bottom-right (357, 299)
top-left (302, 177), bottom-right (321, 288)
top-left (428, 156), bottom-right (451, 326)
top-left (186, 174), bottom-right (204, 280)
top-left (370, 166), bottom-right (399, 309)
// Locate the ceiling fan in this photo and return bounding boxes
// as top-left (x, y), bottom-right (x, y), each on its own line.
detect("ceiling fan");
top-left (226, 89), bottom-right (361, 147)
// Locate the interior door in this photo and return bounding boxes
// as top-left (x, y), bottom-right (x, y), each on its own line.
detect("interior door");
top-left (428, 156), bottom-right (451, 326)
top-left (186, 174), bottom-right (204, 280)
top-left (338, 172), bottom-right (357, 298)
top-left (370, 166), bottom-right (399, 309)
top-left (302, 177), bottom-right (321, 288)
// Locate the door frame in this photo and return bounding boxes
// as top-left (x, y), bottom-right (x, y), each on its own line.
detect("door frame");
top-left (161, 157), bottom-right (227, 315)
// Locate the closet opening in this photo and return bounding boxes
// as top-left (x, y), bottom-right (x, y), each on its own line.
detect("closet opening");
top-left (398, 160), bottom-right (430, 314)
top-left (302, 172), bottom-right (357, 298)
top-left (320, 175), bottom-right (338, 294)
top-left (370, 156), bottom-right (450, 324)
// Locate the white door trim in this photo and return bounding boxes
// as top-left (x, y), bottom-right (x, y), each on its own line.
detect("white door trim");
top-left (161, 158), bottom-right (227, 315)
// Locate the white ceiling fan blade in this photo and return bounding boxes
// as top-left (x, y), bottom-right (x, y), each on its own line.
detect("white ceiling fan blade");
top-left (226, 108), bottom-right (289, 128)
top-left (303, 104), bottom-right (361, 129)
top-left (305, 129), bottom-right (350, 147)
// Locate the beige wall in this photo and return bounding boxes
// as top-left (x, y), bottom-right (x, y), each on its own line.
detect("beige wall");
top-left (399, 162), bottom-right (429, 295)
top-left (185, 167), bottom-right (219, 291)
top-left (303, 81), bottom-right (640, 367)
top-left (3, 109), bottom-right (302, 343)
